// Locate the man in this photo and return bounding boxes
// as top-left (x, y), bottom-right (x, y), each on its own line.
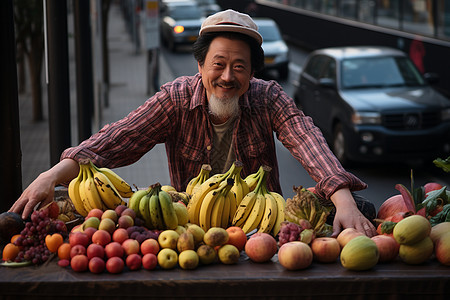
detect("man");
top-left (10, 10), bottom-right (376, 237)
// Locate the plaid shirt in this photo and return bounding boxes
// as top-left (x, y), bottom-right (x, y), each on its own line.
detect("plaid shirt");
top-left (61, 73), bottom-right (367, 199)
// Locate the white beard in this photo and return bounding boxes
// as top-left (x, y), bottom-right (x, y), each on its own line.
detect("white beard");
top-left (208, 94), bottom-right (240, 121)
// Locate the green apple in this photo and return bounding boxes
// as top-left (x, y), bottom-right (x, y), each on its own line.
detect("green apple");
top-left (158, 230), bottom-right (179, 250)
top-left (157, 248), bottom-right (178, 269)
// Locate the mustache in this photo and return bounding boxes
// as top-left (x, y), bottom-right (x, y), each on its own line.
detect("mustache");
top-left (213, 80), bottom-right (240, 89)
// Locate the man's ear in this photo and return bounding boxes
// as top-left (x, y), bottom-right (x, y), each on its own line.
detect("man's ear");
top-left (198, 62), bottom-right (202, 75)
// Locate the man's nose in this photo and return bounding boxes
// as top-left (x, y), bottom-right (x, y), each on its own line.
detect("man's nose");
top-left (221, 66), bottom-right (234, 82)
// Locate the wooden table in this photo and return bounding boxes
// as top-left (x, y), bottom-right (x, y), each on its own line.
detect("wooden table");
top-left (1, 254), bottom-right (449, 299)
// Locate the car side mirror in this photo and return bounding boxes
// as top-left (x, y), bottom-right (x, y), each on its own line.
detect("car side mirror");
top-left (423, 72), bottom-right (439, 84)
top-left (318, 78), bottom-right (336, 89)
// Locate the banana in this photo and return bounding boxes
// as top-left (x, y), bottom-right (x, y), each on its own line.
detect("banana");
top-left (68, 165), bottom-right (89, 217)
top-left (232, 191), bottom-right (257, 227)
top-left (98, 168), bottom-right (133, 198)
top-left (149, 192), bottom-right (164, 229)
top-left (221, 190), bottom-right (232, 228)
top-left (128, 188), bottom-right (150, 219)
top-left (198, 180), bottom-right (230, 231)
top-left (93, 169), bottom-right (124, 209)
top-left (139, 193), bottom-right (152, 229)
top-left (230, 162), bottom-right (249, 206)
top-left (270, 192), bottom-right (286, 236)
top-left (210, 191), bottom-right (225, 228)
top-left (186, 164), bottom-right (212, 196)
top-left (84, 166), bottom-right (106, 210)
top-left (227, 188), bottom-right (238, 225)
top-left (78, 165), bottom-right (94, 212)
top-left (158, 187), bottom-right (178, 230)
top-left (258, 192), bottom-right (278, 234)
top-left (244, 166), bottom-right (263, 192)
top-left (242, 193), bottom-right (266, 234)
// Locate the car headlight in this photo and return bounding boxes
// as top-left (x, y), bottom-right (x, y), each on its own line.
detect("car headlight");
top-left (174, 25), bottom-right (185, 34)
top-left (442, 108), bottom-right (450, 121)
top-left (352, 112), bottom-right (381, 125)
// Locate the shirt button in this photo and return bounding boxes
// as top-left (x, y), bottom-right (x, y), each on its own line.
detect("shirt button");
top-left (206, 145), bottom-right (212, 151)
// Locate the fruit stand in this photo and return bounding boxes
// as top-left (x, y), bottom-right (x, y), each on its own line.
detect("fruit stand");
top-left (0, 255), bottom-right (449, 299)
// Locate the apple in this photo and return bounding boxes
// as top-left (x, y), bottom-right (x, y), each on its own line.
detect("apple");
top-left (142, 253), bottom-right (158, 270)
top-left (114, 205), bottom-right (128, 216)
top-left (430, 222), bottom-right (450, 243)
top-left (178, 250), bottom-right (199, 270)
top-left (204, 227), bottom-right (229, 248)
top-left (122, 239), bottom-right (140, 256)
top-left (424, 182), bottom-right (443, 194)
top-left (69, 232), bottom-right (90, 247)
top-left (98, 218), bottom-right (116, 235)
top-left (185, 224), bottom-right (205, 247)
top-left (173, 202), bottom-right (189, 225)
top-left (126, 253), bottom-right (142, 271)
top-left (371, 235), bottom-right (399, 263)
top-left (244, 232), bottom-right (277, 263)
top-left (83, 227), bottom-right (97, 242)
top-left (70, 244), bottom-right (86, 258)
top-left (112, 228), bottom-right (129, 244)
top-left (101, 209), bottom-right (118, 223)
top-left (86, 208), bottom-right (103, 220)
top-left (337, 228), bottom-right (364, 248)
top-left (158, 230), bottom-right (179, 250)
top-left (177, 232), bottom-right (195, 252)
top-left (217, 244), bottom-right (240, 265)
top-left (226, 226), bottom-right (247, 252)
top-left (86, 243), bottom-right (105, 260)
top-left (70, 254), bottom-right (89, 272)
top-left (278, 241), bottom-right (313, 270)
top-left (157, 248), bottom-right (178, 269)
top-left (106, 256), bottom-right (125, 274)
top-left (196, 244), bottom-right (217, 265)
top-left (435, 232), bottom-right (450, 266)
top-left (105, 241), bottom-right (124, 259)
top-left (89, 256), bottom-right (105, 274)
top-left (121, 208), bottom-right (137, 220)
top-left (91, 229), bottom-right (111, 247)
top-left (310, 237), bottom-right (341, 263)
top-left (141, 238), bottom-right (160, 256)
top-left (118, 215), bottom-right (134, 229)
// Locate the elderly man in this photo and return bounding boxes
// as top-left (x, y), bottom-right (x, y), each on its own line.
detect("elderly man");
top-left (10, 9), bottom-right (376, 237)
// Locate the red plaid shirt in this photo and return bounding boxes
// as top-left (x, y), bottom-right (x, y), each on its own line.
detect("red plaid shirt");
top-left (61, 74), bottom-right (367, 199)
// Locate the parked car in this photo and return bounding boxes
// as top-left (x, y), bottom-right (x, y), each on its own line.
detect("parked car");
top-left (160, 0), bottom-right (204, 51)
top-left (293, 46), bottom-right (450, 166)
top-left (254, 18), bottom-right (290, 79)
top-left (193, 0), bottom-right (221, 17)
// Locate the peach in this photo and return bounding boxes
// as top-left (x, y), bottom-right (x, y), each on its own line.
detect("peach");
top-left (86, 243), bottom-right (105, 260)
top-left (122, 239), bottom-right (140, 256)
top-left (92, 229), bottom-right (111, 247)
top-left (70, 244), bottom-right (86, 258)
top-left (337, 228), bottom-right (364, 248)
top-left (69, 232), bottom-right (89, 247)
top-left (89, 256), bottom-right (105, 274)
top-left (244, 232), bottom-right (277, 263)
top-left (106, 256), bottom-right (124, 274)
top-left (70, 254), bottom-right (89, 272)
top-left (371, 235), bottom-right (399, 263)
top-left (310, 237), bottom-right (341, 263)
top-left (118, 215), bottom-right (134, 229)
top-left (86, 208), bottom-right (103, 220)
top-left (105, 241), bottom-right (124, 259)
top-left (141, 238), bottom-right (160, 256)
top-left (278, 241), bottom-right (313, 270)
top-left (112, 228), bottom-right (129, 244)
top-left (125, 253), bottom-right (142, 271)
top-left (226, 226), bottom-right (247, 252)
top-left (142, 253), bottom-right (158, 270)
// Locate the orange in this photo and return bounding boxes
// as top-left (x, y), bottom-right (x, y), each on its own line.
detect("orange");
top-left (10, 234), bottom-right (21, 244)
top-left (2, 243), bottom-right (20, 261)
top-left (45, 233), bottom-right (64, 253)
top-left (57, 243), bottom-right (72, 260)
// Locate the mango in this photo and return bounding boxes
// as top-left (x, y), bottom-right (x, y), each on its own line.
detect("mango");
top-left (340, 236), bottom-right (379, 271)
top-left (393, 215), bottom-right (431, 245)
top-left (399, 236), bottom-right (434, 264)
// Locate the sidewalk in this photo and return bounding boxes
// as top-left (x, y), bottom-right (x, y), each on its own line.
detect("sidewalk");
top-left (19, 4), bottom-right (172, 190)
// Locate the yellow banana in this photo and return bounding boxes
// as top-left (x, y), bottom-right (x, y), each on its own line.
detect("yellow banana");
top-left (93, 169), bottom-right (123, 209)
top-left (68, 165), bottom-right (89, 217)
top-left (128, 188), bottom-right (150, 219)
top-left (198, 179), bottom-right (231, 231)
top-left (159, 187), bottom-right (178, 230)
top-left (186, 164), bottom-right (212, 196)
top-left (230, 162), bottom-right (249, 206)
top-left (227, 188), bottom-right (238, 225)
top-left (244, 166), bottom-right (264, 192)
top-left (221, 190), bottom-right (231, 228)
top-left (97, 167), bottom-right (133, 198)
top-left (232, 191), bottom-right (257, 227)
top-left (270, 192), bottom-right (286, 237)
top-left (242, 193), bottom-right (266, 234)
top-left (79, 165), bottom-right (94, 212)
top-left (258, 192), bottom-right (278, 234)
top-left (139, 193), bottom-right (152, 228)
top-left (149, 192), bottom-right (164, 229)
top-left (84, 166), bottom-right (106, 210)
top-left (210, 192), bottom-right (225, 228)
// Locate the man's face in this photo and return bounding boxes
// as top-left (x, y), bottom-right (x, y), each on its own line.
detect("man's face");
top-left (198, 36), bottom-right (253, 104)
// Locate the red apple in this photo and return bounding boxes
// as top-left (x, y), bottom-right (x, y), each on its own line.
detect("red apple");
top-left (226, 226), bottom-right (247, 252)
top-left (70, 244), bottom-right (86, 258)
top-left (244, 232), bottom-right (277, 263)
top-left (105, 241), bottom-right (124, 259)
top-left (106, 256), bottom-right (125, 274)
top-left (435, 232), bottom-right (450, 266)
top-left (424, 182), bottom-right (443, 194)
top-left (70, 254), bottom-right (89, 272)
top-left (112, 228), bottom-right (129, 244)
top-left (122, 239), bottom-right (140, 256)
top-left (86, 208), bottom-right (103, 220)
top-left (140, 238), bottom-right (160, 256)
top-left (89, 256), bottom-right (105, 274)
top-left (336, 228), bottom-right (364, 248)
top-left (115, 205), bottom-right (128, 216)
top-left (126, 253), bottom-right (142, 271)
top-left (118, 215), bottom-right (134, 229)
top-left (371, 235), bottom-right (399, 263)
top-left (278, 241), bottom-right (313, 270)
top-left (142, 253), bottom-right (158, 270)
top-left (69, 232), bottom-right (90, 247)
top-left (310, 237), bottom-right (341, 263)
top-left (83, 227), bottom-right (97, 242)
top-left (86, 243), bottom-right (105, 260)
top-left (92, 229), bottom-right (111, 247)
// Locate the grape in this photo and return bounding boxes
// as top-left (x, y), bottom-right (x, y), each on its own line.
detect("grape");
top-left (277, 221), bottom-right (305, 247)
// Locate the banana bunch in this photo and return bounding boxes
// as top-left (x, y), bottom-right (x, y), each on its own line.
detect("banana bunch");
top-left (68, 160), bottom-right (131, 216)
top-left (232, 166), bottom-right (286, 236)
top-left (244, 165), bottom-right (264, 192)
top-left (128, 183), bottom-right (178, 230)
top-left (185, 164), bottom-right (212, 196)
top-left (187, 161), bottom-right (248, 229)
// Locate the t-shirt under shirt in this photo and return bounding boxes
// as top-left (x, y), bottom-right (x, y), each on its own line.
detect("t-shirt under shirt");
top-left (210, 117), bottom-right (236, 175)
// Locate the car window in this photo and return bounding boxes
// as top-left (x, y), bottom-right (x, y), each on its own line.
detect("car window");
top-left (169, 5), bottom-right (202, 19)
top-left (341, 56), bottom-right (426, 89)
top-left (257, 24), bottom-right (281, 42)
top-left (304, 55), bottom-right (328, 80)
top-left (321, 58), bottom-right (336, 80)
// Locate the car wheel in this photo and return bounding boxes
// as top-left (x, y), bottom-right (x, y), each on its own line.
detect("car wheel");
top-left (333, 123), bottom-right (351, 166)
